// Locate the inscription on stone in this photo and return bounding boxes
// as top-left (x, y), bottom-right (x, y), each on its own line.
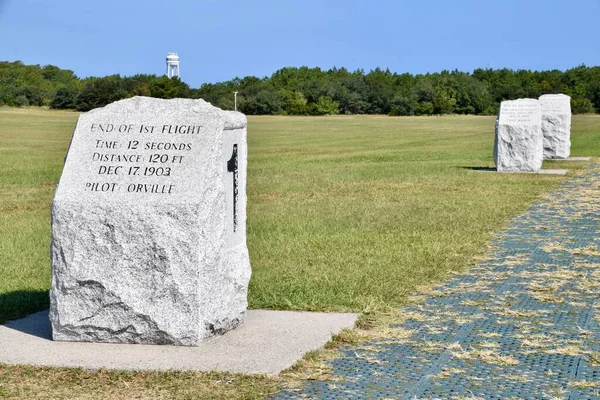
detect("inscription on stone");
top-left (50, 97), bottom-right (251, 346)
top-left (494, 98), bottom-right (543, 172)
top-left (541, 96), bottom-right (571, 115)
top-left (540, 94), bottom-right (571, 159)
top-left (498, 101), bottom-right (541, 125)
top-left (66, 122), bottom-right (204, 198)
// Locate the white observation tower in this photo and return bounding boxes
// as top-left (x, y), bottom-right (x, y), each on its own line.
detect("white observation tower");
top-left (166, 52), bottom-right (180, 78)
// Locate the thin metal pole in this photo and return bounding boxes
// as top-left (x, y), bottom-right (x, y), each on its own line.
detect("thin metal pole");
top-left (233, 91), bottom-right (238, 111)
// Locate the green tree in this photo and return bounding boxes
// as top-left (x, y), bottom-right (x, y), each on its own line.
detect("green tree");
top-left (571, 97), bottom-right (595, 114)
top-left (75, 76), bottom-right (128, 111)
top-left (0, 61), bottom-right (79, 106)
top-left (240, 89), bottom-right (284, 115)
top-left (310, 96), bottom-right (340, 115)
top-left (364, 68), bottom-right (395, 114)
top-left (149, 76), bottom-right (190, 99)
top-left (13, 95), bottom-right (29, 107)
top-left (281, 90), bottom-right (309, 115)
top-left (432, 90), bottom-right (456, 114)
top-left (1, 59), bottom-right (599, 116)
top-left (0, 85), bottom-right (17, 106)
top-left (51, 87), bottom-right (79, 109)
top-left (389, 96), bottom-right (417, 116)
top-left (22, 85), bottom-right (45, 106)
top-left (415, 101), bottom-right (434, 115)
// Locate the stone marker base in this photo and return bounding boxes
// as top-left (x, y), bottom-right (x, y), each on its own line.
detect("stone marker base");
top-left (478, 169), bottom-right (568, 175)
top-left (501, 169), bottom-right (568, 175)
top-left (0, 310), bottom-right (357, 375)
top-left (546, 156), bottom-right (591, 161)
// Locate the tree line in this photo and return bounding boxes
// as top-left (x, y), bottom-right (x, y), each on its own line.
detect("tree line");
top-left (1, 60), bottom-right (598, 115)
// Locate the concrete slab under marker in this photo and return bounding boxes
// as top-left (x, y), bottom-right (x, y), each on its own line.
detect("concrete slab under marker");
top-left (0, 310), bottom-right (357, 375)
top-left (478, 169), bottom-right (568, 175)
top-left (546, 156), bottom-right (591, 161)
top-left (514, 169), bottom-right (568, 175)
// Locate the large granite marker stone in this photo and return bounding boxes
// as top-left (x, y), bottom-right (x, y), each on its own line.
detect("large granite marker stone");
top-left (494, 99), bottom-right (543, 172)
top-left (50, 96), bottom-right (251, 346)
top-left (540, 94), bottom-right (571, 159)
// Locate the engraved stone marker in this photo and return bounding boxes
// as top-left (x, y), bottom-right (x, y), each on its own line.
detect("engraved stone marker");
top-left (540, 94), bottom-right (571, 159)
top-left (494, 99), bottom-right (543, 172)
top-left (50, 97), bottom-right (251, 346)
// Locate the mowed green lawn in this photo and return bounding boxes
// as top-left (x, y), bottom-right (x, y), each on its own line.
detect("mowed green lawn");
top-left (245, 114), bottom-right (599, 312)
top-left (1, 109), bottom-right (600, 323)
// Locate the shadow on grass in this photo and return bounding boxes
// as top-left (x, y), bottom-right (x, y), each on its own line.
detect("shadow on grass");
top-left (0, 289), bottom-right (49, 325)
top-left (458, 166), bottom-right (497, 172)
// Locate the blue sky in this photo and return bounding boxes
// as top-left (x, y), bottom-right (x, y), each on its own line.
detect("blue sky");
top-left (1, 0), bottom-right (599, 88)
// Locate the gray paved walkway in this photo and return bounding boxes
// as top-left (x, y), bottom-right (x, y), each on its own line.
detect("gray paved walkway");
top-left (275, 165), bottom-right (600, 399)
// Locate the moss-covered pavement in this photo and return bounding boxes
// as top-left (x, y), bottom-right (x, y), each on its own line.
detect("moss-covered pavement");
top-left (275, 164), bottom-right (600, 399)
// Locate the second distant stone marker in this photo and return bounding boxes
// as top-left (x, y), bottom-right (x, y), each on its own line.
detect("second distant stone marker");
top-left (540, 94), bottom-right (571, 159)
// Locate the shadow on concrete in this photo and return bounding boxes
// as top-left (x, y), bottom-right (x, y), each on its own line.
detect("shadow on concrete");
top-left (0, 290), bottom-right (51, 339)
top-left (2, 310), bottom-right (52, 340)
top-left (0, 289), bottom-right (49, 323)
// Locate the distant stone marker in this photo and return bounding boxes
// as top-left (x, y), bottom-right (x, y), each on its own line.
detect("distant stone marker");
top-left (50, 97), bottom-right (251, 346)
top-left (494, 99), bottom-right (543, 172)
top-left (540, 94), bottom-right (571, 159)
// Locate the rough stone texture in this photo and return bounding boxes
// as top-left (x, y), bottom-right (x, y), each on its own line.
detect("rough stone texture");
top-left (50, 96), bottom-right (251, 346)
top-left (540, 94), bottom-right (571, 159)
top-left (494, 99), bottom-right (543, 172)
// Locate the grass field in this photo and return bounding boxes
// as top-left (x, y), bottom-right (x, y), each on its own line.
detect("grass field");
top-left (246, 114), bottom-right (599, 312)
top-left (1, 108), bottom-right (599, 398)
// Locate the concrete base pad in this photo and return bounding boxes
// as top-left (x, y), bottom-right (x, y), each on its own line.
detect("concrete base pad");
top-left (546, 156), bottom-right (591, 161)
top-left (479, 169), bottom-right (568, 175)
top-left (503, 169), bottom-right (568, 175)
top-left (0, 310), bottom-right (357, 375)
